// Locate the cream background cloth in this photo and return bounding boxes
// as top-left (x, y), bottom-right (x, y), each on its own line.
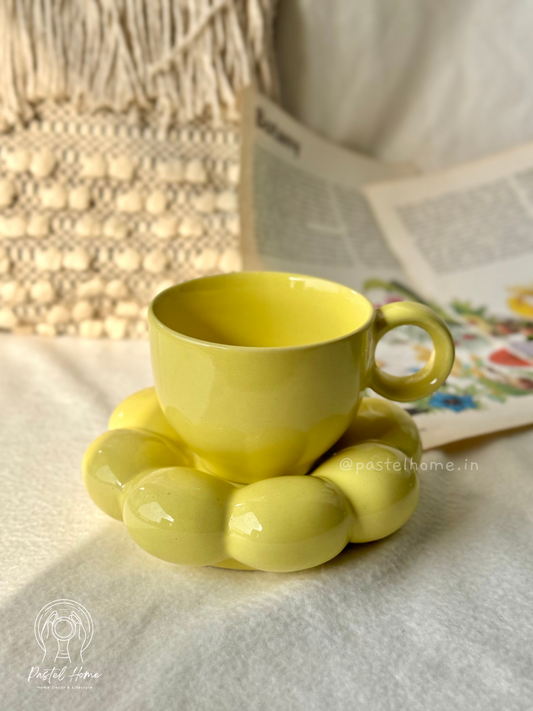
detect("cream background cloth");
top-left (1, 337), bottom-right (532, 710)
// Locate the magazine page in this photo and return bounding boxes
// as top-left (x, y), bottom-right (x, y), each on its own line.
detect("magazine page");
top-left (239, 87), bottom-right (415, 291)
top-left (363, 145), bottom-right (533, 446)
top-left (364, 145), bottom-right (533, 319)
top-left (239, 89), bottom-right (533, 449)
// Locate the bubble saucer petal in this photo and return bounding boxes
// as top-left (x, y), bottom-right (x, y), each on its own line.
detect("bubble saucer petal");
top-left (83, 390), bottom-right (422, 572)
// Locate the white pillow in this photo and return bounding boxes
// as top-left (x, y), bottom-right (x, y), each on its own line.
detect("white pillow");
top-left (276, 0), bottom-right (533, 170)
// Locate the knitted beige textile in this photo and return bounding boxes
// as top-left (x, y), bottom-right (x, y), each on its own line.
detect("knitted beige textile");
top-left (0, 0), bottom-right (278, 338)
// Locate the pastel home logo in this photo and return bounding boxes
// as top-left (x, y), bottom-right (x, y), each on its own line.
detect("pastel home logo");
top-left (34, 599), bottom-right (93, 664)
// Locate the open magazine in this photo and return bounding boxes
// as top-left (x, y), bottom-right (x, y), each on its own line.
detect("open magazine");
top-left (239, 88), bottom-right (533, 449)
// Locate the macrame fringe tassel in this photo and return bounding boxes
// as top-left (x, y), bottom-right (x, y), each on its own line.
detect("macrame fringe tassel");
top-left (0, 0), bottom-right (279, 131)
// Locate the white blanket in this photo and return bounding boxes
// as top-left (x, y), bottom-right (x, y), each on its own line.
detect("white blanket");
top-left (1, 336), bottom-right (532, 709)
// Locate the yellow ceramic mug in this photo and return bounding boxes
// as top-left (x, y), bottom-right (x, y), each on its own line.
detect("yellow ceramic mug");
top-left (148, 272), bottom-right (454, 483)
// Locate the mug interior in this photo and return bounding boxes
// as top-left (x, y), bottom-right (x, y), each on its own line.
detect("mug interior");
top-left (151, 272), bottom-right (373, 348)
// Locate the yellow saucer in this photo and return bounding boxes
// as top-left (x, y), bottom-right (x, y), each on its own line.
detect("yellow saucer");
top-left (82, 390), bottom-right (422, 573)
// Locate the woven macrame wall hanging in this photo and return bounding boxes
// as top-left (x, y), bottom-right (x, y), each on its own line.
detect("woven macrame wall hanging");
top-left (0, 0), bottom-right (278, 338)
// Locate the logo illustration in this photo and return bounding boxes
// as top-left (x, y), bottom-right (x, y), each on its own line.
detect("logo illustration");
top-left (34, 599), bottom-right (93, 664)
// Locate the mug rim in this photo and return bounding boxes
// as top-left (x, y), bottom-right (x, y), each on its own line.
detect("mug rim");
top-left (148, 271), bottom-right (376, 352)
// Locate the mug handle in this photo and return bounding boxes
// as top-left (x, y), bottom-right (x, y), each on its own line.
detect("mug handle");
top-left (368, 301), bottom-right (455, 402)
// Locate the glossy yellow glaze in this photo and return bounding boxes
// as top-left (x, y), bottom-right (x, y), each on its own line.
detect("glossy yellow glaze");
top-left (107, 387), bottom-right (423, 468)
top-left (369, 301), bottom-right (455, 402)
top-left (118, 441), bottom-right (418, 571)
top-left (108, 387), bottom-right (186, 447)
top-left (225, 476), bottom-right (354, 572)
top-left (312, 443), bottom-right (419, 543)
top-left (83, 398), bottom-right (422, 571)
top-left (82, 428), bottom-right (187, 520)
top-left (83, 270), bottom-right (445, 572)
top-left (123, 467), bottom-right (237, 566)
top-left (149, 272), bottom-right (453, 483)
top-left (334, 398), bottom-right (422, 463)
